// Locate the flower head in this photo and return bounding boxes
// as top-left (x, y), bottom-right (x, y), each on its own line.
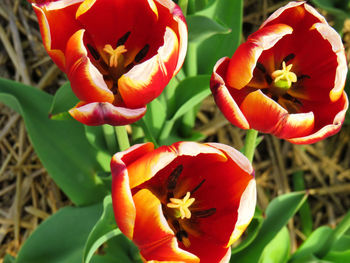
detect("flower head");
top-left (210, 1), bottom-right (348, 144)
top-left (111, 142), bottom-right (256, 263)
top-left (30, 0), bottom-right (187, 125)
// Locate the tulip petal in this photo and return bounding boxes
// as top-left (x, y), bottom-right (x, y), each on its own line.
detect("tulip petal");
top-left (240, 90), bottom-right (287, 134)
top-left (65, 30), bottom-right (114, 103)
top-left (118, 27), bottom-right (179, 108)
top-left (133, 189), bottom-right (199, 262)
top-left (289, 92), bottom-right (348, 144)
top-left (69, 102), bottom-right (146, 126)
top-left (31, 0), bottom-right (83, 70)
top-left (211, 57), bottom-right (250, 129)
top-left (261, 1), bottom-right (326, 30)
top-left (226, 24), bottom-right (293, 90)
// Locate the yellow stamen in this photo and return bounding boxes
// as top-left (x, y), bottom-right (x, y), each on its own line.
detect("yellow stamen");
top-left (103, 44), bottom-right (127, 68)
top-left (167, 192), bottom-right (195, 219)
top-left (271, 61), bottom-right (297, 89)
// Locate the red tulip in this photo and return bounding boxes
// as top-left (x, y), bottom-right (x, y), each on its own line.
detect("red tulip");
top-left (210, 1), bottom-right (348, 144)
top-left (111, 142), bottom-right (256, 263)
top-left (30, 0), bottom-right (187, 125)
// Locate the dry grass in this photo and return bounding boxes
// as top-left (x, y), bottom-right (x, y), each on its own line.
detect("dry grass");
top-left (0, 0), bottom-right (350, 260)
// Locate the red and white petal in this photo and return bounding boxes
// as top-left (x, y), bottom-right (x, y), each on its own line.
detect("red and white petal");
top-left (210, 57), bottom-right (250, 129)
top-left (118, 27), bottom-right (179, 108)
top-left (68, 102), bottom-right (146, 126)
top-left (133, 189), bottom-right (199, 262)
top-left (155, 0), bottom-right (188, 74)
top-left (261, 2), bottom-right (326, 31)
top-left (228, 179), bottom-right (256, 246)
top-left (276, 112), bottom-right (315, 139)
top-left (31, 0), bottom-right (83, 70)
top-left (288, 92), bottom-right (348, 144)
top-left (65, 30), bottom-right (114, 103)
top-left (226, 24), bottom-right (292, 89)
top-left (240, 90), bottom-right (288, 134)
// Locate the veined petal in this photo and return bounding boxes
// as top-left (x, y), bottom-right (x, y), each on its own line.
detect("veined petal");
top-left (31, 0), bottom-right (83, 70)
top-left (118, 27), bottom-right (179, 108)
top-left (65, 29), bottom-right (114, 103)
top-left (226, 24), bottom-right (292, 89)
top-left (210, 57), bottom-right (250, 129)
top-left (240, 90), bottom-right (288, 134)
top-left (133, 189), bottom-right (199, 262)
top-left (68, 102), bottom-right (146, 126)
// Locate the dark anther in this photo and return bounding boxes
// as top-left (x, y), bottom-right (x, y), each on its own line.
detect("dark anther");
top-left (117, 31), bottom-right (131, 46)
top-left (256, 62), bottom-right (266, 73)
top-left (298, 74), bottom-right (311, 80)
top-left (265, 74), bottom-right (273, 84)
top-left (193, 208), bottom-right (216, 218)
top-left (282, 93), bottom-right (303, 106)
top-left (190, 179), bottom-right (205, 195)
top-left (135, 44), bottom-right (150, 62)
top-left (175, 230), bottom-right (188, 241)
top-left (87, 44), bottom-right (100, 60)
top-left (167, 165), bottom-right (183, 190)
top-left (283, 53), bottom-right (295, 63)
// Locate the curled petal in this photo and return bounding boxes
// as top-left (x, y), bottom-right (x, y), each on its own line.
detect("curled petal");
top-left (210, 57), bottom-right (249, 129)
top-left (118, 27), bottom-right (179, 108)
top-left (65, 29), bottom-right (114, 103)
top-left (31, 0), bottom-right (83, 70)
top-left (68, 102), bottom-right (146, 126)
top-left (226, 23), bottom-right (292, 90)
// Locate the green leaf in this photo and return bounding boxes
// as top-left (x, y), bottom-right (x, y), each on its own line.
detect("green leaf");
top-left (331, 235), bottom-right (350, 252)
top-left (324, 250), bottom-right (350, 263)
top-left (259, 227), bottom-right (290, 263)
top-left (16, 203), bottom-right (102, 263)
top-left (232, 192), bottom-right (307, 263)
top-left (143, 98), bottom-right (167, 139)
top-left (187, 15), bottom-right (230, 43)
top-left (48, 82), bottom-right (79, 117)
top-left (197, 0), bottom-right (243, 74)
top-left (0, 78), bottom-right (108, 206)
top-left (289, 226), bottom-right (333, 262)
top-left (83, 195), bottom-right (123, 263)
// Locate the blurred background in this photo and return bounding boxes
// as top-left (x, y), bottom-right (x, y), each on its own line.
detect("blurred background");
top-left (0, 0), bottom-right (349, 260)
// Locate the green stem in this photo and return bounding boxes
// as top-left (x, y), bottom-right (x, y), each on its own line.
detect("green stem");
top-left (138, 119), bottom-right (159, 148)
top-left (243, 129), bottom-right (258, 163)
top-left (114, 126), bottom-right (130, 151)
top-left (186, 42), bottom-right (198, 76)
top-left (102, 125), bottom-right (118, 154)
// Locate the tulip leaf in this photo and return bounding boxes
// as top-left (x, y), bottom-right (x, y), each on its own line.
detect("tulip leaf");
top-left (83, 195), bottom-right (125, 263)
top-left (143, 98), bottom-right (167, 139)
top-left (231, 192), bottom-right (307, 263)
top-left (289, 226), bottom-right (333, 262)
top-left (0, 78), bottom-right (108, 206)
top-left (258, 227), bottom-right (290, 263)
top-left (4, 255), bottom-right (15, 263)
top-left (15, 203), bottom-right (102, 263)
top-left (187, 15), bottom-right (231, 43)
top-left (48, 82), bottom-right (79, 117)
top-left (197, 0), bottom-right (243, 74)
top-left (324, 250), bottom-right (350, 263)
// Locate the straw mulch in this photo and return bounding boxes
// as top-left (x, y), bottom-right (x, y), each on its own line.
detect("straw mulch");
top-left (1, 0), bottom-right (350, 260)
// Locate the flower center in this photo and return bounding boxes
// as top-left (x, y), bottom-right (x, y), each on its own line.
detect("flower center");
top-left (167, 192), bottom-right (195, 219)
top-left (103, 44), bottom-right (127, 68)
top-left (271, 61), bottom-right (297, 89)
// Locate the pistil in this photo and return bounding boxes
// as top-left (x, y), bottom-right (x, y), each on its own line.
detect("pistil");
top-left (103, 44), bottom-right (127, 68)
top-left (271, 61), bottom-right (297, 89)
top-left (167, 192), bottom-right (195, 219)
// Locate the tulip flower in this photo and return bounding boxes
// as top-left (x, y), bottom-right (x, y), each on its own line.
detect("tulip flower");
top-left (111, 142), bottom-right (256, 263)
top-left (30, 0), bottom-right (187, 125)
top-left (210, 1), bottom-right (348, 144)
